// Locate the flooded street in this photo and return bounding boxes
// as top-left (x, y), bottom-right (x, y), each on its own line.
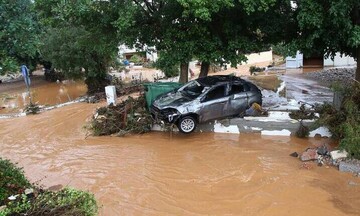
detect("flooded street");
top-left (1, 103), bottom-right (360, 215)
top-left (0, 77), bottom-right (87, 114)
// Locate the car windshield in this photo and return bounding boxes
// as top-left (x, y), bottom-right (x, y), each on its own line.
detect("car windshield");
top-left (180, 81), bottom-right (204, 98)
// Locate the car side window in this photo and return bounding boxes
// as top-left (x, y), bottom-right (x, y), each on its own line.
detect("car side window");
top-left (229, 84), bottom-right (244, 95)
top-left (203, 85), bottom-right (225, 102)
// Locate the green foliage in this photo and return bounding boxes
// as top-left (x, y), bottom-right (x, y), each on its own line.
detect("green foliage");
top-left (315, 83), bottom-right (360, 159)
top-left (249, 66), bottom-right (265, 75)
top-left (0, 57), bottom-right (19, 75)
top-left (289, 104), bottom-right (316, 121)
top-left (129, 54), bottom-right (144, 65)
top-left (2, 188), bottom-right (98, 216)
top-left (0, 158), bottom-right (31, 206)
top-left (115, 0), bottom-right (294, 78)
top-left (154, 55), bottom-right (180, 78)
top-left (0, 158), bottom-right (98, 216)
top-left (0, 0), bottom-right (41, 75)
top-left (36, 0), bottom-right (120, 92)
top-left (24, 102), bottom-right (40, 115)
top-left (290, 0), bottom-right (360, 59)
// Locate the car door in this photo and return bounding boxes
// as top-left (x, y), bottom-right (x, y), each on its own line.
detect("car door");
top-left (198, 84), bottom-right (228, 122)
top-left (226, 83), bottom-right (249, 116)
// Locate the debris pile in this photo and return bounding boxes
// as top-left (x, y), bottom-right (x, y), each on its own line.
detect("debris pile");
top-left (90, 95), bottom-right (153, 136)
top-left (291, 146), bottom-right (360, 175)
top-left (24, 102), bottom-right (40, 114)
top-left (289, 104), bottom-right (316, 138)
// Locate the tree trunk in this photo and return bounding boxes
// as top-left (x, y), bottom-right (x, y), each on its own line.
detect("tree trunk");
top-left (179, 62), bottom-right (189, 83)
top-left (199, 61), bottom-right (210, 78)
top-left (356, 47), bottom-right (360, 82)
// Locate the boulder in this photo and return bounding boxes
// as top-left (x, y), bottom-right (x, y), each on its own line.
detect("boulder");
top-left (339, 160), bottom-right (360, 174)
top-left (317, 146), bottom-right (328, 156)
top-left (300, 148), bottom-right (318, 161)
top-left (330, 150), bottom-right (348, 160)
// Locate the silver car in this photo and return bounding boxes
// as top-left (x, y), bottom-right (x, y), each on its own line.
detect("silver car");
top-left (151, 75), bottom-right (262, 133)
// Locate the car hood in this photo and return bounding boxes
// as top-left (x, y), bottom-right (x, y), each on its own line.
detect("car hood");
top-left (153, 91), bottom-right (193, 108)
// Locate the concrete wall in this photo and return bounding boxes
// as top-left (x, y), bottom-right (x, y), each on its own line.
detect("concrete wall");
top-left (286, 51), bottom-right (357, 68)
top-left (286, 51), bottom-right (303, 68)
top-left (118, 45), bottom-right (158, 62)
top-left (244, 50), bottom-right (273, 64)
top-left (324, 52), bottom-right (356, 67)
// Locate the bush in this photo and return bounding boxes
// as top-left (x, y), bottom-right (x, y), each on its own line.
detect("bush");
top-left (0, 158), bottom-right (31, 206)
top-left (249, 66), bottom-right (265, 75)
top-left (129, 54), bottom-right (144, 65)
top-left (0, 57), bottom-right (19, 75)
top-left (0, 158), bottom-right (98, 216)
top-left (315, 83), bottom-right (360, 159)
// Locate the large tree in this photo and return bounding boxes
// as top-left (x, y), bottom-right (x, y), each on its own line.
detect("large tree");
top-left (290, 0), bottom-right (360, 81)
top-left (115, 0), bottom-right (295, 81)
top-left (0, 0), bottom-right (41, 75)
top-left (35, 0), bottom-right (120, 93)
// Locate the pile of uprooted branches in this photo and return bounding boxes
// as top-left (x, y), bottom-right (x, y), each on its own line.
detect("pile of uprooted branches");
top-left (90, 95), bottom-right (153, 136)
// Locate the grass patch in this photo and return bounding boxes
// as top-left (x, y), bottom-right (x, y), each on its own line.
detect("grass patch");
top-left (247, 75), bottom-right (282, 92)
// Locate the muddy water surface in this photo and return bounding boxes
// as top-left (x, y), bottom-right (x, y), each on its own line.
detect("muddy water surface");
top-left (1, 103), bottom-right (360, 215)
top-left (0, 79), bottom-right (87, 114)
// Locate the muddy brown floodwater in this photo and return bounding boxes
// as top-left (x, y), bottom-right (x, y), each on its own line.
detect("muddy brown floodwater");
top-left (1, 103), bottom-right (360, 215)
top-left (0, 78), bottom-right (87, 114)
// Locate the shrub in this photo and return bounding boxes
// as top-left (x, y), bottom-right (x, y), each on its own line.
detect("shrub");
top-left (2, 188), bottom-right (98, 216)
top-left (0, 158), bottom-right (98, 216)
top-left (249, 66), bottom-right (265, 75)
top-left (0, 158), bottom-right (31, 206)
top-left (315, 83), bottom-right (360, 159)
top-left (129, 54), bottom-right (144, 65)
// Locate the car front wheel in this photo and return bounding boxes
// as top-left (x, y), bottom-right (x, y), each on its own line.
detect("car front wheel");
top-left (177, 116), bottom-right (197, 134)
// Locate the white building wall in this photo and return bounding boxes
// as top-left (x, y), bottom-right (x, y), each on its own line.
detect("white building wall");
top-left (244, 50), bottom-right (273, 64)
top-left (285, 51), bottom-right (303, 68)
top-left (324, 52), bottom-right (356, 67)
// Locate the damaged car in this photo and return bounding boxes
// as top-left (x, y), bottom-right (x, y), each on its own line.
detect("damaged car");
top-left (151, 75), bottom-right (262, 133)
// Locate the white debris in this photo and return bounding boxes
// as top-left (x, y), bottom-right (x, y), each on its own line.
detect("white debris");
top-left (309, 127), bottom-right (332, 138)
top-left (0, 112), bottom-right (26, 119)
top-left (330, 150), bottom-right (348, 160)
top-left (261, 129), bottom-right (291, 136)
top-left (243, 126), bottom-right (262, 131)
top-left (245, 111), bottom-right (293, 122)
top-left (8, 195), bottom-right (19, 201)
top-left (251, 127), bottom-right (263, 131)
top-left (214, 122), bottom-right (240, 134)
top-left (276, 81), bottom-right (286, 95)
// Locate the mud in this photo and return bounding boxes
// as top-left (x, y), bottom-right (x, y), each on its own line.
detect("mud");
top-left (0, 79), bottom-right (87, 114)
top-left (1, 103), bottom-right (360, 215)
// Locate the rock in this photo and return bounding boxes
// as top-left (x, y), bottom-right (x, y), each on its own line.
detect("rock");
top-left (47, 184), bottom-right (63, 191)
top-left (25, 188), bottom-right (34, 198)
top-left (330, 150), bottom-right (348, 160)
top-left (300, 148), bottom-right (318, 161)
top-left (339, 160), bottom-right (360, 174)
top-left (87, 96), bottom-right (98, 103)
top-left (348, 181), bottom-right (358, 186)
top-left (290, 152), bottom-right (299, 158)
top-left (317, 146), bottom-right (328, 156)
